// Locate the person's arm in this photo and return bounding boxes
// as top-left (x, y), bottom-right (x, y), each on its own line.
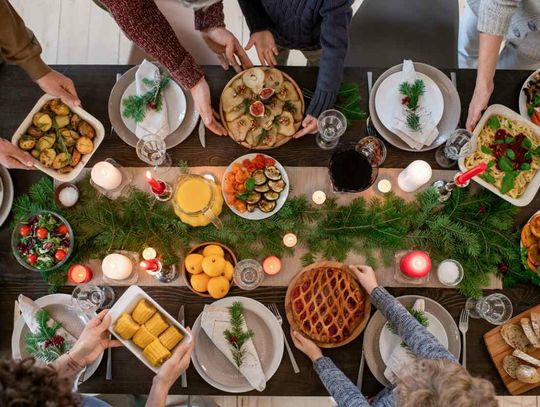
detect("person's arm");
top-left (237, 0), bottom-right (273, 34)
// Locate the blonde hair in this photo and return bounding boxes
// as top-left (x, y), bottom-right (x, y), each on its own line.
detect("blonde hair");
top-left (394, 359), bottom-right (497, 407)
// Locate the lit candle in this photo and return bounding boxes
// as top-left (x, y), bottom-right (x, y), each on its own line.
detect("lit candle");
top-left (102, 253), bottom-right (133, 280)
top-left (142, 247), bottom-right (157, 260)
top-left (397, 160), bottom-right (432, 192)
top-left (91, 161), bottom-right (123, 190)
top-left (455, 162), bottom-right (487, 187)
top-left (312, 190), bottom-right (327, 205)
top-left (400, 251), bottom-right (432, 278)
top-left (263, 256), bottom-right (282, 275)
top-left (377, 179), bottom-right (392, 193)
top-left (437, 260), bottom-right (463, 286)
top-left (145, 171), bottom-right (165, 194)
top-left (140, 259), bottom-right (160, 272)
top-left (68, 264), bottom-right (93, 284)
top-left (283, 233), bottom-right (298, 248)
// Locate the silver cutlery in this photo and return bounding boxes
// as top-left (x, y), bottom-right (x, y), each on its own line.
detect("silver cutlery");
top-left (450, 72), bottom-right (457, 90)
top-left (365, 71), bottom-right (379, 139)
top-left (109, 73), bottom-right (122, 140)
top-left (178, 305), bottom-right (188, 388)
top-left (356, 345), bottom-right (365, 390)
top-left (106, 333), bottom-right (113, 380)
top-left (198, 118), bottom-right (206, 148)
top-left (459, 308), bottom-right (469, 369)
top-left (268, 303), bottom-right (300, 374)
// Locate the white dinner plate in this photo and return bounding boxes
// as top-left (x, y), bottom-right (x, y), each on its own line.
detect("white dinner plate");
top-left (379, 311), bottom-right (448, 366)
top-left (11, 294), bottom-right (102, 383)
top-left (222, 154), bottom-right (290, 221)
top-left (375, 71), bottom-right (444, 133)
top-left (0, 172), bottom-right (4, 212)
top-left (120, 79), bottom-right (186, 136)
top-left (191, 296), bottom-right (284, 393)
top-left (0, 165), bottom-right (14, 227)
top-left (519, 69), bottom-right (540, 122)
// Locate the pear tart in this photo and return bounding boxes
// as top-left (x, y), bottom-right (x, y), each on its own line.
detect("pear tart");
top-left (286, 263), bottom-right (370, 348)
top-left (220, 67), bottom-right (304, 150)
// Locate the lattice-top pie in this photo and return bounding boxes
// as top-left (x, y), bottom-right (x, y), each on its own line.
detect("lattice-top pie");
top-left (289, 266), bottom-right (367, 345)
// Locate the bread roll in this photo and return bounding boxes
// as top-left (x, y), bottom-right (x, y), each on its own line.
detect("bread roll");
top-left (516, 365), bottom-right (540, 384)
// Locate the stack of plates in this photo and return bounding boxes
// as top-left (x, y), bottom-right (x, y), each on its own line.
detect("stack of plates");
top-left (0, 165), bottom-right (13, 227)
top-left (108, 66), bottom-right (199, 149)
top-left (369, 63), bottom-right (461, 152)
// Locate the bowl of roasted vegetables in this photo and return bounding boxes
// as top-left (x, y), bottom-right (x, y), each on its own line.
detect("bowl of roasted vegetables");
top-left (12, 211), bottom-right (74, 272)
top-left (11, 95), bottom-right (104, 181)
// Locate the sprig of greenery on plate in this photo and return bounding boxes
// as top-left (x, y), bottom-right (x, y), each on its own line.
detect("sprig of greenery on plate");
top-left (399, 79), bottom-right (425, 132)
top-left (122, 75), bottom-right (171, 123)
top-left (223, 302), bottom-right (255, 367)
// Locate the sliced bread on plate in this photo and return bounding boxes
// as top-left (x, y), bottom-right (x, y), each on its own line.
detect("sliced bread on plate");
top-left (521, 318), bottom-right (540, 348)
top-left (512, 349), bottom-right (540, 367)
top-left (531, 311), bottom-right (540, 338)
top-left (501, 323), bottom-right (535, 353)
top-left (503, 355), bottom-right (521, 379)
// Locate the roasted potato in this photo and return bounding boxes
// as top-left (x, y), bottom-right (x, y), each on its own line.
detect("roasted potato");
top-left (55, 115), bottom-right (70, 128)
top-left (70, 113), bottom-right (81, 128)
top-left (18, 135), bottom-right (36, 150)
top-left (76, 136), bottom-right (93, 154)
top-left (61, 130), bottom-right (78, 147)
top-left (32, 112), bottom-right (52, 132)
top-left (70, 149), bottom-right (81, 166)
top-left (36, 137), bottom-right (54, 151)
top-left (78, 121), bottom-right (95, 139)
top-left (31, 149), bottom-right (40, 158)
top-left (50, 99), bottom-right (70, 115)
top-left (27, 126), bottom-right (44, 138)
top-left (52, 152), bottom-right (69, 169)
top-left (39, 148), bottom-right (56, 167)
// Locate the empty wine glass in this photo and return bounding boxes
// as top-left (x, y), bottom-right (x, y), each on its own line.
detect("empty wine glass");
top-left (233, 259), bottom-right (264, 290)
top-left (316, 109), bottom-right (347, 150)
top-left (136, 133), bottom-right (172, 174)
top-left (465, 293), bottom-right (513, 325)
top-left (71, 283), bottom-right (115, 315)
top-left (435, 129), bottom-right (475, 168)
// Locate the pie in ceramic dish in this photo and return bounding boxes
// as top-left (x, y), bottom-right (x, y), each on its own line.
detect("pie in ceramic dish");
top-left (220, 67), bottom-right (304, 149)
top-left (285, 261), bottom-right (371, 348)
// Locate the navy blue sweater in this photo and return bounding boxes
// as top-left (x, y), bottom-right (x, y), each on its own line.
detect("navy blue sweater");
top-left (237, 0), bottom-right (352, 117)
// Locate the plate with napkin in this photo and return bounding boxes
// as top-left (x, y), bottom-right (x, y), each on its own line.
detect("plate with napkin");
top-left (191, 297), bottom-right (284, 393)
top-left (11, 294), bottom-right (102, 382)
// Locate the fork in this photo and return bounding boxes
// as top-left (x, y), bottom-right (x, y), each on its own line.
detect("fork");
top-left (268, 303), bottom-right (300, 374)
top-left (459, 309), bottom-right (469, 369)
top-left (365, 71), bottom-right (379, 139)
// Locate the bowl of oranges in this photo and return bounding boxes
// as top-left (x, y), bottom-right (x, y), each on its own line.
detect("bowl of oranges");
top-left (182, 242), bottom-right (236, 299)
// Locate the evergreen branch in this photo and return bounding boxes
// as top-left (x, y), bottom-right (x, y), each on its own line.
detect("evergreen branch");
top-left (223, 302), bottom-right (254, 367)
top-left (399, 79), bottom-right (425, 111)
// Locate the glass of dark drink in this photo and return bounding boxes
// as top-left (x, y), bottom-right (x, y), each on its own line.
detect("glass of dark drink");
top-left (329, 143), bottom-right (379, 193)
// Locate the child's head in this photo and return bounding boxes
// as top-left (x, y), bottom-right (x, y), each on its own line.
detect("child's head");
top-left (394, 358), bottom-right (497, 407)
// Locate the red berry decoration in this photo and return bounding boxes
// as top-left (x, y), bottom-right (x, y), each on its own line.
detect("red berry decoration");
top-left (498, 263), bottom-right (509, 274)
top-left (54, 249), bottom-right (67, 262)
top-left (148, 101), bottom-right (157, 110)
top-left (36, 228), bottom-right (48, 239)
top-left (27, 253), bottom-right (37, 266)
top-left (19, 225), bottom-right (31, 237)
top-left (401, 96), bottom-right (409, 105)
top-left (44, 335), bottom-right (65, 349)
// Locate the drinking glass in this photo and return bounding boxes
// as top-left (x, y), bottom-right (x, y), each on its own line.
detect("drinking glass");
top-left (316, 109), bottom-right (347, 150)
top-left (71, 283), bottom-right (115, 315)
top-left (233, 259), bottom-right (264, 290)
top-left (465, 293), bottom-right (513, 325)
top-left (435, 129), bottom-right (474, 168)
top-left (136, 133), bottom-right (172, 174)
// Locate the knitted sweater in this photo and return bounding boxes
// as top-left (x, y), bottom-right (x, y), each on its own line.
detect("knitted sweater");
top-left (312, 287), bottom-right (457, 407)
top-left (467, 0), bottom-right (540, 60)
top-left (237, 0), bottom-right (352, 117)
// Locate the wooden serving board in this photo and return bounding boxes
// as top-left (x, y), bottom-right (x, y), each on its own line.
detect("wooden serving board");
top-left (484, 303), bottom-right (540, 395)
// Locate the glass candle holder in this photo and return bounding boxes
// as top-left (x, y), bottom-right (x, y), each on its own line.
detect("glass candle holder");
top-left (233, 259), bottom-right (264, 290)
top-left (101, 251), bottom-right (139, 285)
top-left (90, 158), bottom-right (133, 200)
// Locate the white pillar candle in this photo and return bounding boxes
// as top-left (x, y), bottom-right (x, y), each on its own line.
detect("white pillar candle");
top-left (312, 190), bottom-right (327, 205)
top-left (397, 160), bottom-right (432, 192)
top-left (91, 161), bottom-right (123, 191)
top-left (102, 253), bottom-right (133, 280)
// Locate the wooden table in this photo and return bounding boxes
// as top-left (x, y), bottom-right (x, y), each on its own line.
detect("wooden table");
top-left (0, 64), bottom-right (539, 396)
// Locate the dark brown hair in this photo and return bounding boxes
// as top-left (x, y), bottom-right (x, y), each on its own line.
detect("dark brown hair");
top-left (0, 358), bottom-right (79, 407)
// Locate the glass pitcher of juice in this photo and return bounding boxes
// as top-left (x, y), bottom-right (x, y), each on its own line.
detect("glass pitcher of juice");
top-left (172, 174), bottom-right (223, 228)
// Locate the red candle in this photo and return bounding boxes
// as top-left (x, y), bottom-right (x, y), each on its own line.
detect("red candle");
top-left (140, 259), bottom-right (160, 272)
top-left (400, 251), bottom-right (432, 278)
top-left (145, 171), bottom-right (165, 194)
top-left (455, 162), bottom-right (487, 187)
top-left (263, 256), bottom-right (282, 275)
top-left (68, 264), bottom-right (93, 284)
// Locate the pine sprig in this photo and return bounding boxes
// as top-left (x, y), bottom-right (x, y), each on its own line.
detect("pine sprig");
top-left (223, 302), bottom-right (255, 367)
top-left (406, 112), bottom-right (421, 132)
top-left (24, 309), bottom-right (71, 363)
top-left (399, 79), bottom-right (425, 111)
top-left (122, 75), bottom-right (171, 123)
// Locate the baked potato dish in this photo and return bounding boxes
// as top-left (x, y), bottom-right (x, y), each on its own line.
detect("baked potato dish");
top-left (220, 67), bottom-right (304, 149)
top-left (18, 98), bottom-right (96, 173)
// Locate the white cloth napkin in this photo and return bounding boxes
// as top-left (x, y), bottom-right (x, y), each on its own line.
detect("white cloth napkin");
top-left (201, 304), bottom-right (266, 391)
top-left (383, 299), bottom-right (425, 384)
top-left (391, 60), bottom-right (439, 150)
top-left (135, 59), bottom-right (170, 139)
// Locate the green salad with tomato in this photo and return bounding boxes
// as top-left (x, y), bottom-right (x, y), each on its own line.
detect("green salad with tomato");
top-left (15, 213), bottom-right (71, 270)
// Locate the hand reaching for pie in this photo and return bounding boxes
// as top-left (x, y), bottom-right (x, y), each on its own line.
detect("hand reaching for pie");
top-left (290, 328), bottom-right (323, 362)
top-left (349, 265), bottom-right (378, 295)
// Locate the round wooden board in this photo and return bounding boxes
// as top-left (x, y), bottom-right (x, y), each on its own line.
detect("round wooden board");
top-left (219, 68), bottom-right (305, 150)
top-left (284, 261), bottom-right (371, 348)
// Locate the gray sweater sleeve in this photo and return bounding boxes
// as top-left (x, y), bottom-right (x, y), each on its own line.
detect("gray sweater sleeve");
top-left (370, 287), bottom-right (457, 362)
top-left (477, 0), bottom-right (520, 36)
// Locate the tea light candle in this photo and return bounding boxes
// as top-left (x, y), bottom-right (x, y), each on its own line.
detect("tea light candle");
top-left (397, 160), bottom-right (432, 192)
top-left (102, 253), bottom-right (133, 280)
top-left (142, 247), bottom-right (157, 260)
top-left (68, 264), bottom-right (93, 284)
top-left (145, 171), bottom-right (165, 194)
top-left (377, 179), bottom-right (392, 193)
top-left (437, 260), bottom-right (463, 286)
top-left (91, 161), bottom-right (122, 190)
top-left (140, 259), bottom-right (160, 272)
top-left (312, 190), bottom-right (327, 205)
top-left (283, 233), bottom-right (298, 248)
top-left (263, 256), bottom-right (282, 275)
top-left (400, 251), bottom-right (432, 278)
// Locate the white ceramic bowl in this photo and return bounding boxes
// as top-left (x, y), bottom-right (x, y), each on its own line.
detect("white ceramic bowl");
top-left (519, 69), bottom-right (540, 121)
top-left (11, 94), bottom-right (105, 182)
top-left (458, 104), bottom-right (540, 207)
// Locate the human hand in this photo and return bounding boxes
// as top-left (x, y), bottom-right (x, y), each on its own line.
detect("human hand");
top-left (466, 81), bottom-right (494, 131)
top-left (190, 77), bottom-right (228, 136)
top-left (245, 31), bottom-right (278, 67)
top-left (70, 309), bottom-right (122, 367)
top-left (35, 70), bottom-right (80, 107)
top-left (0, 139), bottom-right (33, 169)
top-left (201, 27), bottom-right (253, 72)
top-left (155, 333), bottom-right (193, 389)
top-left (348, 265), bottom-right (378, 295)
top-left (290, 329), bottom-right (322, 362)
top-left (293, 115), bottom-right (318, 138)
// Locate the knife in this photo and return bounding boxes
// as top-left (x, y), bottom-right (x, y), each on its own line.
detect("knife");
top-left (198, 119), bottom-right (206, 148)
top-left (356, 345), bottom-right (365, 390)
top-left (178, 305), bottom-right (188, 388)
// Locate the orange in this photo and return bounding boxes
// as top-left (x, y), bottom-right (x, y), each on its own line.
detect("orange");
top-left (191, 273), bottom-right (210, 292)
top-left (207, 276), bottom-right (230, 299)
